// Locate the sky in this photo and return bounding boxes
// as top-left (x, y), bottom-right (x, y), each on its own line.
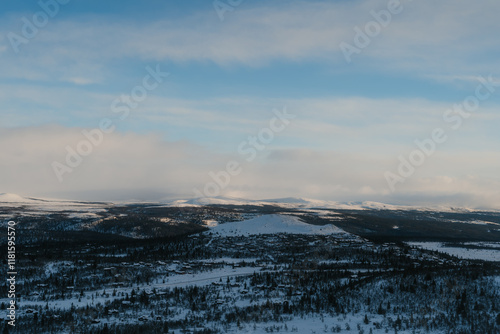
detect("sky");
top-left (1, 0), bottom-right (500, 208)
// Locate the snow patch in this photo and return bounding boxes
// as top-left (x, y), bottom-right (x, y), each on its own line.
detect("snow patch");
top-left (409, 242), bottom-right (500, 262)
top-left (207, 214), bottom-right (346, 236)
top-left (0, 193), bottom-right (31, 202)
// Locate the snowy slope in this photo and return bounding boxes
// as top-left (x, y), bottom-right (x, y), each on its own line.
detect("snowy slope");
top-left (2, 193), bottom-right (495, 217)
top-left (170, 196), bottom-right (265, 207)
top-left (165, 196), bottom-right (358, 209)
top-left (0, 193), bottom-right (37, 203)
top-left (208, 214), bottom-right (347, 236)
top-left (164, 196), bottom-right (484, 213)
top-left (0, 193), bottom-right (109, 217)
top-left (409, 242), bottom-right (500, 262)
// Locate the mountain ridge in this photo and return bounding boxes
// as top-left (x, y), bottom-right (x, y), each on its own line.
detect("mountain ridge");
top-left (0, 193), bottom-right (493, 213)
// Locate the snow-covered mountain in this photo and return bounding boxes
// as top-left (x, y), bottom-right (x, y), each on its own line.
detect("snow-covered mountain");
top-left (0, 193), bottom-right (486, 213)
top-left (0, 192), bottom-right (38, 203)
top-left (0, 193), bottom-right (109, 218)
top-left (0, 193), bottom-right (104, 205)
top-left (163, 196), bottom-right (479, 213)
top-left (164, 196), bottom-right (357, 209)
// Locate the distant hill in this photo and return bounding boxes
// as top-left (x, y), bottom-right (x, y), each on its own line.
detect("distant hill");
top-left (207, 214), bottom-right (348, 237)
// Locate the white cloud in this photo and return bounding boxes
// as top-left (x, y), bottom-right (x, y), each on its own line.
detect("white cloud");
top-left (1, 1), bottom-right (499, 208)
top-left (0, 125), bottom-right (211, 198)
top-left (1, 125), bottom-right (500, 209)
top-left (1, 0), bottom-right (499, 81)
top-left (64, 77), bottom-right (96, 85)
top-left (1, 80), bottom-right (499, 153)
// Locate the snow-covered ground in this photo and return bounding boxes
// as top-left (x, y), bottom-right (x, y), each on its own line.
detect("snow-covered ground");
top-left (165, 196), bottom-right (412, 211)
top-left (0, 193), bottom-right (109, 218)
top-left (409, 242), bottom-right (500, 261)
top-left (215, 315), bottom-right (443, 334)
top-left (163, 195), bottom-right (492, 212)
top-left (2, 193), bottom-right (499, 215)
top-left (207, 214), bottom-right (347, 236)
top-left (0, 266), bottom-right (264, 315)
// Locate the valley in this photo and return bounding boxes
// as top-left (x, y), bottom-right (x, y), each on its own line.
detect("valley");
top-left (1, 194), bottom-right (499, 333)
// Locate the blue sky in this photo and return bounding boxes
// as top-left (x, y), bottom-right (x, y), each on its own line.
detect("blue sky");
top-left (1, 0), bottom-right (500, 208)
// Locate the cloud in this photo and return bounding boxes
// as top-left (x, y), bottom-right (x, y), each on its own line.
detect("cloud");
top-left (0, 125), bottom-right (213, 199)
top-left (1, 79), bottom-right (499, 154)
top-left (64, 77), bottom-right (96, 85)
top-left (1, 0), bottom-right (499, 82)
top-left (1, 1), bottom-right (499, 208)
top-left (1, 125), bottom-right (500, 209)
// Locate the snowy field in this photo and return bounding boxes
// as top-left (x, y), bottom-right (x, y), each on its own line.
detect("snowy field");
top-left (207, 214), bottom-right (347, 236)
top-left (409, 242), bottom-right (500, 261)
top-left (0, 266), bottom-right (264, 315)
top-left (185, 315), bottom-right (441, 334)
top-left (0, 192), bottom-right (108, 218)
